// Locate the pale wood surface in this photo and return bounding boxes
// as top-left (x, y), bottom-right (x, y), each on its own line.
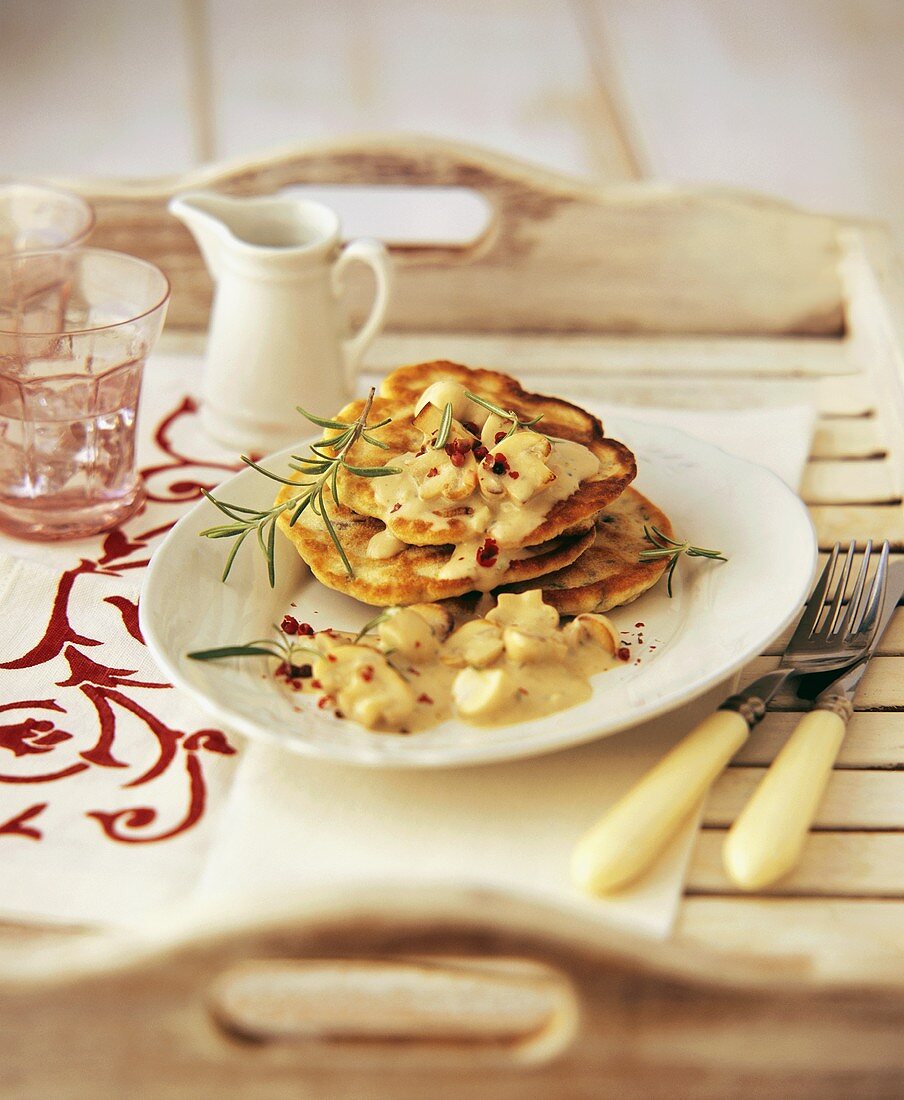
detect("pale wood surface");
top-left (6, 139), bottom-right (904, 1095)
top-left (738, 710), bottom-right (904, 767)
top-left (676, 897), bottom-right (904, 975)
top-left (690, 831), bottom-right (904, 897)
top-left (704, 769), bottom-right (904, 830)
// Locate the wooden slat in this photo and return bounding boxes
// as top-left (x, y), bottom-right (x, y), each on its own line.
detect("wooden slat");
top-left (765, 603), bottom-right (904, 656)
top-left (817, 376), bottom-right (876, 416)
top-left (800, 458), bottom-right (899, 504)
top-left (841, 228), bottom-right (904, 487)
top-left (367, 333), bottom-right (851, 377)
top-left (363, 366), bottom-right (820, 415)
top-left (583, 375), bottom-right (876, 417)
top-left (736, 711), bottom-right (904, 768)
top-left (811, 416), bottom-right (886, 459)
top-left (362, 355), bottom-right (871, 419)
top-left (810, 505), bottom-right (904, 549)
top-left (676, 898), bottom-right (904, 977)
top-left (704, 768), bottom-right (904, 829)
top-left (688, 830), bottom-right (904, 896)
top-left (741, 654), bottom-right (904, 709)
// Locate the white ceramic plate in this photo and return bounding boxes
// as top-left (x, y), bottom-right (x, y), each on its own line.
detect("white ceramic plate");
top-left (141, 415), bottom-right (816, 768)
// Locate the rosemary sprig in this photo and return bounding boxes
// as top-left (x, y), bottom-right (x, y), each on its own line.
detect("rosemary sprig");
top-left (188, 626), bottom-right (317, 667)
top-left (431, 402), bottom-right (454, 450)
top-left (353, 608), bottom-right (393, 643)
top-left (464, 390), bottom-right (545, 438)
top-left (639, 525), bottom-right (728, 597)
top-left (199, 388), bottom-right (399, 586)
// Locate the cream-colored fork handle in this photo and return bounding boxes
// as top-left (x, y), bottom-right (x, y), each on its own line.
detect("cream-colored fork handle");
top-left (722, 708), bottom-right (847, 891)
top-left (571, 710), bottom-right (749, 895)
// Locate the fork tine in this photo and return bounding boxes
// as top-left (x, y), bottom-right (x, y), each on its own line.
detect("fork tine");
top-left (819, 540), bottom-right (856, 637)
top-left (853, 540), bottom-right (890, 640)
top-left (794, 542), bottom-right (839, 639)
top-left (835, 540), bottom-right (872, 636)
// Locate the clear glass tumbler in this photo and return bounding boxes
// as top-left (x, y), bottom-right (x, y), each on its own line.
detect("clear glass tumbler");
top-left (0, 182), bottom-right (95, 254)
top-left (0, 248), bottom-right (170, 540)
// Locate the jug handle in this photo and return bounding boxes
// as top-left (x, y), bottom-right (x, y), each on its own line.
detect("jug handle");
top-left (332, 238), bottom-right (393, 392)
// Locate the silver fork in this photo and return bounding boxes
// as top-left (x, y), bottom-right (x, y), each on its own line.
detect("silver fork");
top-left (779, 539), bottom-right (889, 673)
top-left (722, 540), bottom-right (892, 890)
top-left (571, 541), bottom-right (890, 897)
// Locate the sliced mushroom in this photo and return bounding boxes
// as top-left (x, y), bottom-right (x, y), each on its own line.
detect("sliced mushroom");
top-left (312, 646), bottom-right (416, 730)
top-left (409, 445), bottom-right (479, 502)
top-left (486, 590), bottom-right (560, 636)
top-left (407, 602), bottom-right (455, 641)
top-left (414, 380), bottom-right (486, 428)
top-left (502, 626), bottom-right (567, 665)
top-left (562, 613), bottom-right (618, 655)
top-left (442, 619), bottom-right (505, 669)
top-left (378, 607), bottom-right (441, 662)
top-left (453, 666), bottom-right (516, 718)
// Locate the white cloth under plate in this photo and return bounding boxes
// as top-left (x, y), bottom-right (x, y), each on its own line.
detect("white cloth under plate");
top-left (192, 399), bottom-right (815, 939)
top-left (0, 554), bottom-right (240, 926)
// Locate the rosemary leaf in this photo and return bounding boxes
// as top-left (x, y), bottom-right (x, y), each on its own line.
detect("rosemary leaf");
top-left (330, 461), bottom-right (341, 511)
top-left (188, 644), bottom-right (283, 661)
top-left (296, 406), bottom-right (355, 431)
top-left (241, 456), bottom-right (307, 485)
top-left (362, 434), bottom-right (392, 450)
top-left (320, 494), bottom-right (353, 575)
top-left (288, 457), bottom-right (328, 472)
top-left (354, 608), bottom-right (392, 642)
top-left (221, 527), bottom-right (251, 582)
top-left (201, 489), bottom-right (264, 520)
top-left (464, 389), bottom-right (547, 438)
top-left (266, 515), bottom-right (277, 588)
top-left (289, 496), bottom-right (311, 526)
top-left (199, 387), bottom-right (394, 585)
top-left (432, 402), bottom-right (454, 450)
top-left (640, 525), bottom-right (728, 598)
top-left (200, 526), bottom-right (247, 539)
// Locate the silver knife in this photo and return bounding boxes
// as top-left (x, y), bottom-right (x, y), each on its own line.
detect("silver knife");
top-left (722, 560), bottom-right (904, 891)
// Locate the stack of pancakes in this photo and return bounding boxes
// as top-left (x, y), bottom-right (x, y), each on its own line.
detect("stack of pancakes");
top-left (276, 362), bottom-right (673, 614)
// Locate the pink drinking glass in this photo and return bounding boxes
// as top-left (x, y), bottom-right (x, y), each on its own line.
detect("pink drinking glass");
top-left (0, 182), bottom-right (95, 254)
top-left (0, 248), bottom-right (170, 540)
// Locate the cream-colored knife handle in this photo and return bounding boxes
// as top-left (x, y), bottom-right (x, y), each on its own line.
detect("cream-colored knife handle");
top-left (571, 710), bottom-right (749, 895)
top-left (722, 707), bottom-right (846, 891)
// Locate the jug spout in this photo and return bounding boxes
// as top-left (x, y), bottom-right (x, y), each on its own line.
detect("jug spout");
top-left (168, 192), bottom-right (238, 280)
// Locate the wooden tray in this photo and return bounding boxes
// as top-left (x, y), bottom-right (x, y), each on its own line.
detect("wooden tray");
top-left (3, 137), bottom-right (904, 1097)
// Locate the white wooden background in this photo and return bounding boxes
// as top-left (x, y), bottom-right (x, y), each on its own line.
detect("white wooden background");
top-left (3, 0), bottom-right (902, 246)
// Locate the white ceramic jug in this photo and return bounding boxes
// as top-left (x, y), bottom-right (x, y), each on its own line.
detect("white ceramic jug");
top-left (169, 191), bottom-right (392, 452)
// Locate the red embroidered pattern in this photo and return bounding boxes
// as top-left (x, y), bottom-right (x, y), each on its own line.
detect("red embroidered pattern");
top-left (0, 396), bottom-right (239, 845)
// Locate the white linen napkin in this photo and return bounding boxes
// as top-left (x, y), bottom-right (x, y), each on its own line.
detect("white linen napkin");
top-left (193, 401), bottom-right (815, 939)
top-left (0, 554), bottom-right (239, 926)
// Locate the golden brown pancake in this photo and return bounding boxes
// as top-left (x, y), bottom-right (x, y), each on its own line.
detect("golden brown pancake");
top-left (499, 488), bottom-right (673, 614)
top-left (275, 482), bottom-right (596, 607)
top-left (331, 361), bottom-right (636, 547)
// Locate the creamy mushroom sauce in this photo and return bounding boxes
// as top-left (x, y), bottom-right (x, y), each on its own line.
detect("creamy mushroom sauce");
top-left (366, 380), bottom-right (601, 589)
top-left (278, 591), bottom-right (623, 734)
